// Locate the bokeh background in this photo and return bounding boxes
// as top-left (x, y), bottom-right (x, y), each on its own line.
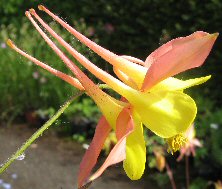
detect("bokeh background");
top-left (0, 0), bottom-right (222, 189)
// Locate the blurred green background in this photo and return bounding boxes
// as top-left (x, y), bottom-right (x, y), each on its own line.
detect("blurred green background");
top-left (0, 0), bottom-right (222, 188)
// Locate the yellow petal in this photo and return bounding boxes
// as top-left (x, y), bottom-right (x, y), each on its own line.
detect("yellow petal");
top-left (123, 111), bottom-right (146, 180)
top-left (150, 75), bottom-right (211, 92)
top-left (128, 91), bottom-right (197, 138)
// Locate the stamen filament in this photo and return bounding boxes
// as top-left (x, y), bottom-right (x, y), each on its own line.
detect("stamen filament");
top-left (6, 39), bottom-right (84, 90)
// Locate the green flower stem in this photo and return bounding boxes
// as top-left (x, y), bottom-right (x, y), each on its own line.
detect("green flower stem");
top-left (0, 91), bottom-right (84, 174)
top-left (0, 84), bottom-right (110, 174)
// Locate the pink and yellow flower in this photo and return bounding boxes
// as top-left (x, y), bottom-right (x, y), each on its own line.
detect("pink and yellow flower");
top-left (7, 6), bottom-right (218, 188)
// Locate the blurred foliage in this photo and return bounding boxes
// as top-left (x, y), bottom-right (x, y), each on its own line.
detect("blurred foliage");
top-left (189, 178), bottom-right (208, 189)
top-left (195, 103), bottom-right (222, 178)
top-left (0, 0), bottom-right (222, 187)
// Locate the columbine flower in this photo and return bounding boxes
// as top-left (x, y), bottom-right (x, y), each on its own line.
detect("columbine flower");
top-left (7, 9), bottom-right (130, 188)
top-left (7, 5), bottom-right (218, 188)
top-left (177, 124), bottom-right (202, 161)
top-left (37, 4), bottom-right (217, 146)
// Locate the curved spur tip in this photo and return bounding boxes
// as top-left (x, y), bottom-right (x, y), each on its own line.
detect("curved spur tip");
top-left (38, 5), bottom-right (45, 11)
top-left (6, 39), bottom-right (14, 49)
top-left (25, 11), bottom-right (30, 17)
top-left (29, 8), bottom-right (36, 15)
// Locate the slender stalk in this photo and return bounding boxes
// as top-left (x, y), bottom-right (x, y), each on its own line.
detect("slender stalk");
top-left (0, 84), bottom-right (110, 174)
top-left (185, 155), bottom-right (190, 189)
top-left (0, 91), bottom-right (84, 174)
top-left (165, 162), bottom-right (177, 189)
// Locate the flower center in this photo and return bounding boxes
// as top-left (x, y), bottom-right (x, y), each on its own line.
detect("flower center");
top-left (166, 134), bottom-right (187, 154)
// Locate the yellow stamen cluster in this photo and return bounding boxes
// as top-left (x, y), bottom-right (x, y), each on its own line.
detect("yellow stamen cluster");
top-left (166, 134), bottom-right (187, 154)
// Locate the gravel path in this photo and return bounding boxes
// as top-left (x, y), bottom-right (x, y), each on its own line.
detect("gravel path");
top-left (0, 124), bottom-right (159, 189)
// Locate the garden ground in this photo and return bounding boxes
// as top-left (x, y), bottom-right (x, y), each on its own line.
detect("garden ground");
top-left (0, 124), bottom-right (160, 189)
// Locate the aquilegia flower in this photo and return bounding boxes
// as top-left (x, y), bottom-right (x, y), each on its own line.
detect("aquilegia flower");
top-left (7, 5), bottom-right (218, 188)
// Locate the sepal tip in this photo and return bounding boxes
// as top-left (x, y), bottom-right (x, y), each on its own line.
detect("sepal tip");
top-left (212, 32), bottom-right (219, 38)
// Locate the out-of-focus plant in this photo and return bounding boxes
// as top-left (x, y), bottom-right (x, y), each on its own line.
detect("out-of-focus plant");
top-left (64, 98), bottom-right (100, 122)
top-left (153, 148), bottom-right (166, 172)
top-left (153, 146), bottom-right (177, 189)
top-left (177, 124), bottom-right (202, 189)
top-left (194, 105), bottom-right (222, 180)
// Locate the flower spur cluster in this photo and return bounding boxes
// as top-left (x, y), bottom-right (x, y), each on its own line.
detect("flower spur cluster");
top-left (7, 5), bottom-right (218, 188)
